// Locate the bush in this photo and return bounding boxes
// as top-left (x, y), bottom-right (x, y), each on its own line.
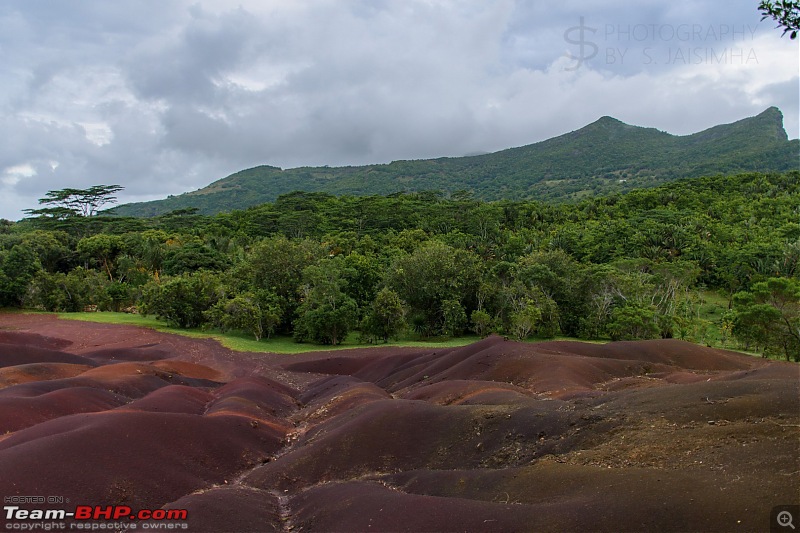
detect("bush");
top-left (511, 304), bottom-right (541, 341)
top-left (139, 271), bottom-right (221, 328)
top-left (441, 299), bottom-right (467, 337)
top-left (205, 291), bottom-right (281, 340)
top-left (471, 309), bottom-right (493, 337)
top-left (606, 304), bottom-right (660, 341)
top-left (25, 268), bottom-right (111, 312)
top-left (361, 288), bottom-right (406, 343)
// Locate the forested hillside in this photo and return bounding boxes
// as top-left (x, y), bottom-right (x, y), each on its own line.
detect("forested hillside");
top-left (4, 171), bottom-right (800, 360)
top-left (111, 107), bottom-right (799, 216)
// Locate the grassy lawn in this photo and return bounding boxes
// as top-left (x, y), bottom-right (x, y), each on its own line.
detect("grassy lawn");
top-left (45, 306), bottom-right (762, 359)
top-left (57, 312), bottom-right (481, 354)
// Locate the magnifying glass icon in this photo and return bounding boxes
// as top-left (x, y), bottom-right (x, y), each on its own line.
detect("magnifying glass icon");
top-left (778, 511), bottom-right (796, 530)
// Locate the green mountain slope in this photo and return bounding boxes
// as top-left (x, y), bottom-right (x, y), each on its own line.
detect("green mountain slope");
top-left (113, 107), bottom-right (799, 216)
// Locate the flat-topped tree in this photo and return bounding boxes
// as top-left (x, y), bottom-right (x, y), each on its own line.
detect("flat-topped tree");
top-left (24, 185), bottom-right (124, 219)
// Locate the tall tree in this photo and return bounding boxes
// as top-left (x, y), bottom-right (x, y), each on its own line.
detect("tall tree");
top-left (293, 259), bottom-right (358, 345)
top-left (733, 277), bottom-right (800, 360)
top-left (386, 240), bottom-right (480, 336)
top-left (234, 236), bottom-right (324, 330)
top-left (361, 287), bottom-right (407, 343)
top-left (140, 271), bottom-right (222, 329)
top-left (205, 292), bottom-right (281, 341)
top-left (0, 245), bottom-right (42, 306)
top-left (77, 234), bottom-right (123, 280)
top-left (24, 185), bottom-right (124, 219)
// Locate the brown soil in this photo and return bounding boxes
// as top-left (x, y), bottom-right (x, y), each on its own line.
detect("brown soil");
top-left (0, 313), bottom-right (797, 532)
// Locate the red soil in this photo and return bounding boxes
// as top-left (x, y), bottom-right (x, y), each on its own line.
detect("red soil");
top-left (0, 313), bottom-right (797, 532)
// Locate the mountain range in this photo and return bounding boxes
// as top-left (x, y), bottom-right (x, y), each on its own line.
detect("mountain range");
top-left (112, 106), bottom-right (799, 217)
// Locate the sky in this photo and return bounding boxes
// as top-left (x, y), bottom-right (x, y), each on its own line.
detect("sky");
top-left (1, 0), bottom-right (798, 220)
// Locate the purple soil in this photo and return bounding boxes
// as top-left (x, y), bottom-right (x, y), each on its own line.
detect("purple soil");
top-left (289, 473), bottom-right (762, 533)
top-left (401, 379), bottom-right (534, 405)
top-left (0, 362), bottom-right (94, 387)
top-left (294, 375), bottom-right (392, 424)
top-left (81, 343), bottom-right (175, 362)
top-left (158, 486), bottom-right (282, 532)
top-left (0, 330), bottom-right (73, 350)
top-left (0, 314), bottom-right (796, 533)
top-left (119, 384), bottom-right (214, 414)
top-left (0, 342), bottom-right (98, 367)
top-left (0, 411), bottom-right (284, 509)
top-left (0, 387), bottom-right (126, 433)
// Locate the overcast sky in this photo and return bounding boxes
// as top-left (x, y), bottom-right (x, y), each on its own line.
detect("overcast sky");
top-left (1, 0), bottom-right (797, 220)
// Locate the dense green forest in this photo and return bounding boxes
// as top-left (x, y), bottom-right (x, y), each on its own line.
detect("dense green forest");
top-left (111, 107), bottom-right (799, 216)
top-left (2, 171), bottom-right (799, 360)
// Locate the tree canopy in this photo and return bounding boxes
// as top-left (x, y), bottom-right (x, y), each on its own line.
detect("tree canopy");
top-left (24, 185), bottom-right (124, 219)
top-left (759, 0), bottom-right (800, 38)
top-left (4, 171), bottom-right (799, 358)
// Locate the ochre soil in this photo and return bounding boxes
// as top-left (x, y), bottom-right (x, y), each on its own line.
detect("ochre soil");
top-left (0, 313), bottom-right (797, 532)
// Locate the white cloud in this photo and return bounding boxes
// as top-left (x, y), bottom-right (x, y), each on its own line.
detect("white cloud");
top-left (78, 122), bottom-right (113, 146)
top-left (0, 0), bottom-right (796, 220)
top-left (2, 163), bottom-right (36, 186)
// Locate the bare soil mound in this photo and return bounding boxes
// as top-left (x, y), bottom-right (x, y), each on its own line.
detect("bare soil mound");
top-left (0, 330), bottom-right (73, 350)
top-left (119, 384), bottom-right (214, 414)
top-left (0, 362), bottom-right (93, 388)
top-left (0, 315), bottom-right (796, 533)
top-left (0, 341), bottom-right (98, 367)
top-left (0, 411), bottom-right (283, 510)
top-left (82, 343), bottom-right (175, 362)
top-left (0, 387), bottom-right (126, 433)
top-left (159, 486), bottom-right (283, 532)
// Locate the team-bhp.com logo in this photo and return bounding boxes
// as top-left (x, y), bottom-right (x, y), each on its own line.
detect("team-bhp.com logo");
top-left (4, 505), bottom-right (188, 530)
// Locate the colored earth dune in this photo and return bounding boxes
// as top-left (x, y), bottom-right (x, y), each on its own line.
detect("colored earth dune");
top-left (0, 314), bottom-right (797, 532)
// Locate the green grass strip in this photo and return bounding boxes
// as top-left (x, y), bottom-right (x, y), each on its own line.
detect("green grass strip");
top-left (56, 311), bottom-right (480, 354)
